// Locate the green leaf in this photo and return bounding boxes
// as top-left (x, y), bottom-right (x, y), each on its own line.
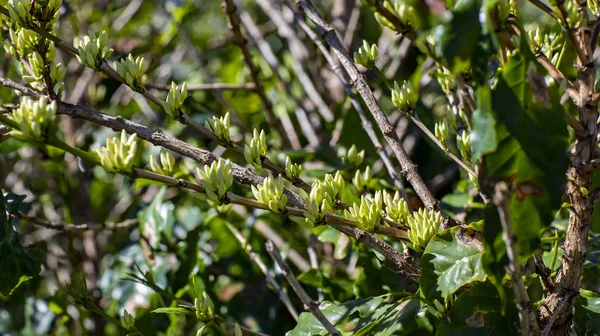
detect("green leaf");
top-left (297, 269), bottom-right (324, 288)
top-left (138, 186), bottom-right (175, 249)
top-left (0, 191), bottom-right (44, 296)
top-left (573, 289), bottom-right (600, 335)
top-left (420, 227), bottom-right (487, 303)
top-left (439, 0), bottom-right (482, 74)
top-left (437, 282), bottom-right (518, 335)
top-left (288, 296), bottom-right (426, 336)
top-left (480, 48), bottom-right (569, 264)
top-left (471, 86), bottom-right (496, 163)
top-left (151, 307), bottom-right (195, 315)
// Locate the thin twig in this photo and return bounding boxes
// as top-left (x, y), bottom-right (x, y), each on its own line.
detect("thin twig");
top-left (295, 0), bottom-right (438, 212)
top-left (281, 1), bottom-right (413, 212)
top-left (266, 241), bottom-right (341, 336)
top-left (145, 82), bottom-right (256, 92)
top-left (11, 212), bottom-right (139, 231)
top-left (255, 0), bottom-right (334, 122)
top-left (528, 0), bottom-right (560, 21)
top-left (239, 11), bottom-right (321, 146)
top-left (493, 183), bottom-right (540, 336)
top-left (226, 223), bottom-right (300, 321)
top-left (221, 0), bottom-right (297, 149)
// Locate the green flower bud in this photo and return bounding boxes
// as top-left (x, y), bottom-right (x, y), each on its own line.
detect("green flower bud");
top-left (244, 129), bottom-right (267, 169)
top-left (195, 158), bottom-right (233, 205)
top-left (344, 144), bottom-right (365, 167)
top-left (406, 208), bottom-right (442, 252)
top-left (75, 30), bottom-right (114, 71)
top-left (149, 150), bottom-right (175, 176)
top-left (391, 81), bottom-right (418, 114)
top-left (252, 174), bottom-right (288, 213)
top-left (457, 132), bottom-right (471, 162)
top-left (395, 2), bottom-right (416, 26)
top-left (353, 166), bottom-right (371, 193)
top-left (303, 180), bottom-right (334, 226)
top-left (162, 82), bottom-right (188, 119)
top-left (234, 324), bottom-right (242, 336)
top-left (8, 0), bottom-right (35, 28)
top-left (345, 191), bottom-right (384, 232)
top-left (115, 54), bottom-right (146, 91)
top-left (285, 156), bottom-right (303, 183)
top-left (323, 171), bottom-right (344, 200)
top-left (9, 97), bottom-right (56, 141)
top-left (205, 112), bottom-right (232, 145)
top-left (194, 292), bottom-right (215, 322)
top-left (96, 130), bottom-right (138, 174)
top-left (431, 67), bottom-right (455, 94)
top-left (374, 12), bottom-right (396, 30)
top-left (9, 28), bottom-right (39, 55)
top-left (528, 27), bottom-right (543, 52)
top-left (435, 119), bottom-right (449, 150)
top-left (120, 309), bottom-right (135, 331)
top-left (384, 191), bottom-right (409, 223)
top-left (353, 40), bottom-right (378, 69)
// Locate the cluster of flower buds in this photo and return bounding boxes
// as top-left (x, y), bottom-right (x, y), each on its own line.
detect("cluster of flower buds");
top-left (384, 191), bottom-right (410, 224)
top-left (435, 118), bottom-right (450, 150)
top-left (196, 158), bottom-right (233, 205)
top-left (8, 0), bottom-right (35, 28)
top-left (353, 166), bottom-right (372, 193)
top-left (194, 292), bottom-right (215, 322)
top-left (457, 132), bottom-right (471, 162)
top-left (252, 174), bottom-right (288, 213)
top-left (323, 171), bottom-right (345, 200)
top-left (303, 180), bottom-right (334, 226)
top-left (205, 112), bottom-right (232, 145)
top-left (354, 40), bottom-right (378, 69)
top-left (149, 150), bottom-right (175, 176)
top-left (244, 129), bottom-right (267, 169)
top-left (96, 130), bottom-right (138, 174)
top-left (74, 30), bottom-right (114, 71)
top-left (345, 191), bottom-right (384, 232)
top-left (115, 54), bottom-right (146, 91)
top-left (431, 67), bottom-right (455, 95)
top-left (343, 144), bottom-right (365, 167)
top-left (7, 28), bottom-right (39, 56)
top-left (23, 45), bottom-right (65, 96)
top-left (406, 208), bottom-right (441, 252)
top-left (162, 82), bottom-right (188, 119)
top-left (10, 97), bottom-right (56, 141)
top-left (528, 28), bottom-right (563, 66)
top-left (285, 156), bottom-right (303, 183)
top-left (120, 309), bottom-right (136, 332)
top-left (392, 81), bottom-right (418, 114)
top-left (8, 0), bottom-right (61, 28)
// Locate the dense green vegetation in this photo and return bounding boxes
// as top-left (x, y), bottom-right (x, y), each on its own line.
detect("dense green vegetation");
top-left (1, 0), bottom-right (600, 335)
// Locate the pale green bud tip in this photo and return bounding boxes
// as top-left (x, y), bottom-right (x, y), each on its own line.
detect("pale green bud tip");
top-left (74, 30), bottom-right (113, 71)
top-left (345, 191), bottom-right (384, 232)
top-left (392, 80), bottom-right (418, 113)
top-left (196, 158), bottom-right (233, 205)
top-left (285, 156), bottom-right (303, 182)
top-left (149, 150), bottom-right (175, 176)
top-left (120, 309), bottom-right (135, 330)
top-left (115, 54), bottom-right (146, 91)
top-left (345, 144), bottom-right (365, 167)
top-left (244, 128), bottom-right (267, 169)
top-left (95, 130), bottom-right (138, 174)
top-left (163, 82), bottom-right (188, 119)
top-left (205, 112), bottom-right (232, 144)
top-left (354, 40), bottom-right (378, 68)
top-left (9, 97), bottom-right (57, 141)
top-left (252, 175), bottom-right (288, 213)
top-left (195, 292), bottom-right (215, 321)
top-left (384, 191), bottom-right (409, 223)
top-left (406, 208), bottom-right (442, 251)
